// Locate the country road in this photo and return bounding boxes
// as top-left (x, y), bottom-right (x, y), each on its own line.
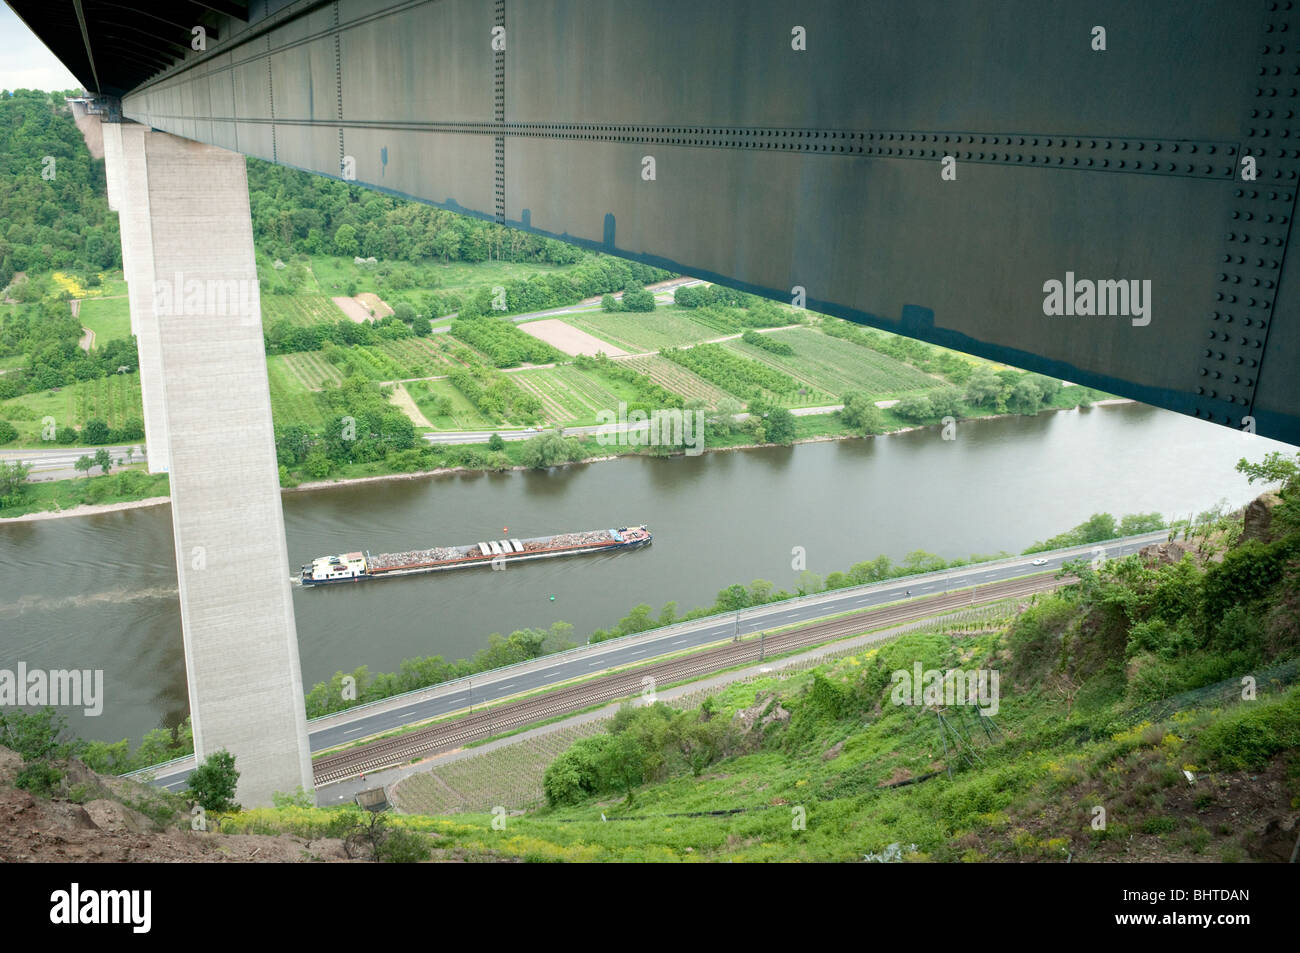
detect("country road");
top-left (1, 444), bottom-right (147, 481)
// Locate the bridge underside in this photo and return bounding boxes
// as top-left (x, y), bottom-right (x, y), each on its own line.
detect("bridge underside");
top-left (13, 0), bottom-right (1300, 444)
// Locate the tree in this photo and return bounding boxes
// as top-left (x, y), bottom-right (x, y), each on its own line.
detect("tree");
top-left (1007, 376), bottom-right (1044, 415)
top-left (487, 433), bottom-right (505, 451)
top-left (708, 397), bottom-right (744, 435)
top-left (82, 418), bottom-right (110, 444)
top-left (767, 406), bottom-right (796, 444)
top-left (1236, 451), bottom-right (1300, 494)
top-left (0, 460), bottom-right (31, 499)
top-left (1029, 374), bottom-right (1062, 405)
top-left (519, 428), bottom-right (585, 468)
top-left (1079, 512), bottom-right (1118, 543)
top-left (1118, 512), bottom-right (1166, 535)
top-left (94, 447), bottom-right (112, 475)
top-left (411, 316), bottom-right (432, 337)
top-left (74, 454), bottom-right (93, 479)
top-left (840, 392), bottom-right (882, 434)
top-left (927, 386), bottom-right (963, 419)
top-left (600, 294), bottom-right (619, 312)
top-left (894, 393), bottom-right (933, 422)
top-left (964, 367), bottom-right (1005, 408)
top-left (333, 224), bottom-right (359, 256)
top-left (796, 570), bottom-right (824, 595)
top-left (186, 749), bottom-right (240, 813)
top-left (620, 288), bottom-right (656, 312)
top-left (0, 420), bottom-right (16, 444)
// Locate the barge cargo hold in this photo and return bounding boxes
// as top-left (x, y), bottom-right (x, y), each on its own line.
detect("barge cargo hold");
top-left (298, 525), bottom-right (651, 586)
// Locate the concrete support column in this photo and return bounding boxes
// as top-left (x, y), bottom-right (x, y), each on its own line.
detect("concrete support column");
top-left (110, 128), bottom-right (313, 807)
top-left (99, 119), bottom-right (124, 214)
top-left (113, 123), bottom-right (167, 472)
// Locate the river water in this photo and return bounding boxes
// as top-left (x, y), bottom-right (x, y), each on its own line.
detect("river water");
top-left (0, 401), bottom-right (1289, 743)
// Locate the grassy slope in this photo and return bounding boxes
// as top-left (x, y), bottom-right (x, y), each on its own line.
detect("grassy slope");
top-left (77, 296), bottom-right (132, 346)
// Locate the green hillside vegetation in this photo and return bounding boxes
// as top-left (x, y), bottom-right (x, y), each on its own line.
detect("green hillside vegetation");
top-left (0, 90), bottom-right (120, 284)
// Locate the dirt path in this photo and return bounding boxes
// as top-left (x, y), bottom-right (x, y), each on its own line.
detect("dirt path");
top-left (389, 382), bottom-right (434, 428)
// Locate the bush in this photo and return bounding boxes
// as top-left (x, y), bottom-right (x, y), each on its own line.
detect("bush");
top-left (487, 433), bottom-right (505, 451)
top-left (740, 328), bottom-right (794, 355)
top-left (1197, 689), bottom-right (1300, 770)
top-left (15, 761), bottom-right (64, 796)
top-left (82, 418), bottom-right (111, 444)
top-left (0, 420), bottom-right (16, 444)
top-left (375, 826), bottom-right (433, 863)
top-left (1006, 597), bottom-right (1074, 683)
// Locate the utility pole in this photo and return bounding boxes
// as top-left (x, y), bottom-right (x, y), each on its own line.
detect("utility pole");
top-left (759, 631), bottom-right (765, 661)
top-left (733, 609), bottom-right (740, 642)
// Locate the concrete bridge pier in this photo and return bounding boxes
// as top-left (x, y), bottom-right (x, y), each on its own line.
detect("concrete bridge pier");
top-left (105, 125), bottom-right (314, 807)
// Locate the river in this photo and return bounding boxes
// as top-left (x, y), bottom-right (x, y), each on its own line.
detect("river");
top-left (0, 401), bottom-right (1290, 744)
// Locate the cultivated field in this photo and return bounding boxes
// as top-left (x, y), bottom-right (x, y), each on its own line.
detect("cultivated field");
top-left (567, 308), bottom-right (732, 353)
top-left (411, 379), bottom-right (500, 431)
top-left (391, 720), bottom-right (608, 814)
top-left (722, 327), bottom-right (941, 397)
top-left (269, 352), bottom-right (344, 391)
top-left (266, 360), bottom-right (329, 430)
top-left (618, 355), bottom-right (733, 407)
top-left (510, 364), bottom-right (632, 425)
top-left (0, 373), bottom-right (143, 442)
top-left (518, 318), bottom-right (627, 357)
top-left (262, 294), bottom-right (348, 327)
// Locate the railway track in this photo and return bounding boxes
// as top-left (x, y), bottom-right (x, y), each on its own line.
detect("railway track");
top-left (312, 572), bottom-right (1064, 784)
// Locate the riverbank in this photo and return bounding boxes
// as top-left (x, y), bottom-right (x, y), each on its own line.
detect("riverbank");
top-left (2, 396), bottom-right (1133, 521)
top-left (0, 496), bottom-right (171, 522)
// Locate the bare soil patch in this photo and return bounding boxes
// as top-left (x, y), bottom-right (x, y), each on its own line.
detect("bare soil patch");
top-left (331, 296), bottom-right (374, 323)
top-left (519, 318), bottom-right (627, 357)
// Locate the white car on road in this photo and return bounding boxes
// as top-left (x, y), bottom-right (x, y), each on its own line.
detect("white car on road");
top-left (1031, 558), bottom-right (1049, 566)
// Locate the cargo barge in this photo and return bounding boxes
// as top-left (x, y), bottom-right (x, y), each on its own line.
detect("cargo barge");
top-left (298, 525), bottom-right (651, 586)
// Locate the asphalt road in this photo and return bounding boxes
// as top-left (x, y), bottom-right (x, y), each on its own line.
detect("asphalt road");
top-left (142, 530), bottom-right (1168, 792)
top-left (1, 444), bottom-right (148, 481)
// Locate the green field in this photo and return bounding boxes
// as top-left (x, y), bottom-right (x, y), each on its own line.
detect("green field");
top-left (0, 373), bottom-right (143, 444)
top-left (722, 327), bottom-right (941, 398)
top-left (269, 353), bottom-right (344, 391)
top-left (77, 296), bottom-right (132, 347)
top-left (618, 355), bottom-right (733, 407)
top-left (368, 337), bottom-right (462, 378)
top-left (566, 307), bottom-right (732, 353)
top-left (261, 293), bottom-right (348, 327)
top-left (410, 378), bottom-right (500, 431)
top-left (266, 359), bottom-right (330, 430)
top-left (509, 364), bottom-right (637, 426)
